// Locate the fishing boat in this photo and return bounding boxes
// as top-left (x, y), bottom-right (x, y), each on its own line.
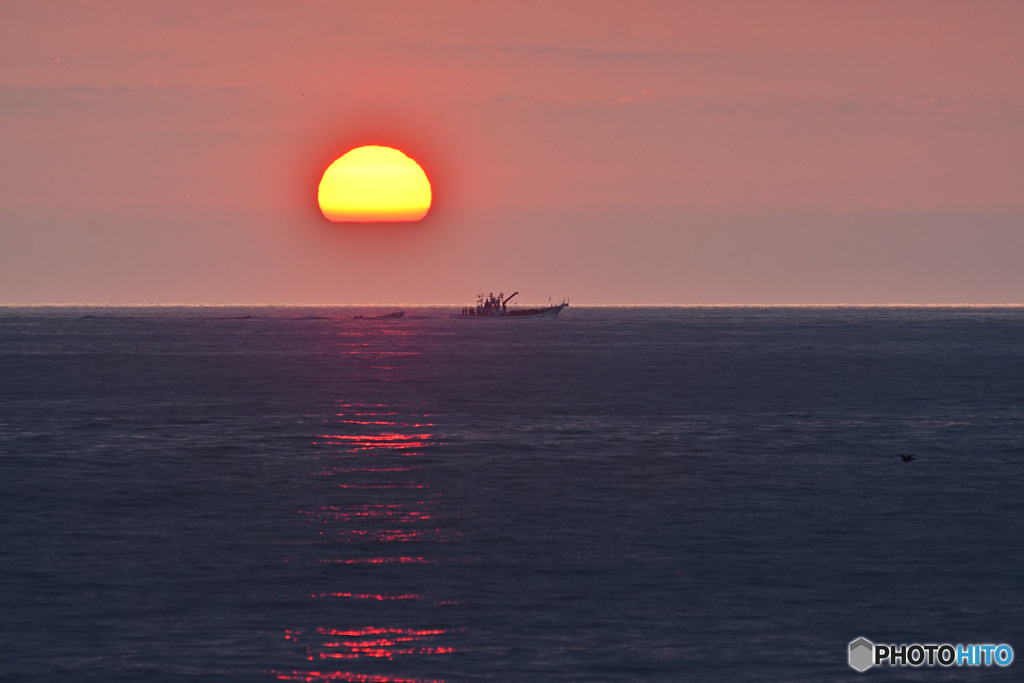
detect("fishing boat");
top-left (455, 291), bottom-right (568, 318)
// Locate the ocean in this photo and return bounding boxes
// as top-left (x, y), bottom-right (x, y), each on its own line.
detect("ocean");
top-left (1, 306), bottom-right (1022, 681)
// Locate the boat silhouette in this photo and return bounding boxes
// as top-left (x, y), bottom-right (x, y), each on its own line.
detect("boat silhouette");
top-left (354, 311), bottom-right (405, 319)
top-left (454, 291), bottom-right (568, 318)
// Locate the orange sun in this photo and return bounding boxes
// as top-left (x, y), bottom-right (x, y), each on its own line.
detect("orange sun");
top-left (317, 146), bottom-right (432, 222)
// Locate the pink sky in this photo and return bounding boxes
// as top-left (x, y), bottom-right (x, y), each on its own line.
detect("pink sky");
top-left (1, 1), bottom-right (1022, 304)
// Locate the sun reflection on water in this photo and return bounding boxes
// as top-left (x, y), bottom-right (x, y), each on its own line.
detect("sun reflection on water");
top-left (317, 557), bottom-right (435, 565)
top-left (270, 373), bottom-right (459, 683)
top-left (309, 593), bottom-right (426, 601)
top-left (274, 672), bottom-right (445, 682)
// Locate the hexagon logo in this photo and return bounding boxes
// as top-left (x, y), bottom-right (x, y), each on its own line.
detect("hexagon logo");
top-left (849, 637), bottom-right (874, 672)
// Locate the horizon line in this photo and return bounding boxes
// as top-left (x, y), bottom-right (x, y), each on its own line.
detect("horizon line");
top-left (4, 302), bottom-right (1024, 309)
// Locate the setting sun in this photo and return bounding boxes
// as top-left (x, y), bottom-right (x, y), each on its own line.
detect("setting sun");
top-left (317, 146), bottom-right (432, 222)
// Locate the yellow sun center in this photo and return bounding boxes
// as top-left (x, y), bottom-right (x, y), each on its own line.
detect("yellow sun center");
top-left (317, 146), bottom-right (432, 222)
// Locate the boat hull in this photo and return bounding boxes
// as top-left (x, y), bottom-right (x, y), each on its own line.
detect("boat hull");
top-left (452, 303), bottom-right (568, 318)
top-left (506, 303), bottom-right (568, 317)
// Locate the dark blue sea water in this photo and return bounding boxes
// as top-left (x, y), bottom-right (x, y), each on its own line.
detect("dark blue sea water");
top-left (2, 306), bottom-right (1022, 682)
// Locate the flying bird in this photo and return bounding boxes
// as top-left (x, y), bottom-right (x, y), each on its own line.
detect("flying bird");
top-left (898, 454), bottom-right (916, 462)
